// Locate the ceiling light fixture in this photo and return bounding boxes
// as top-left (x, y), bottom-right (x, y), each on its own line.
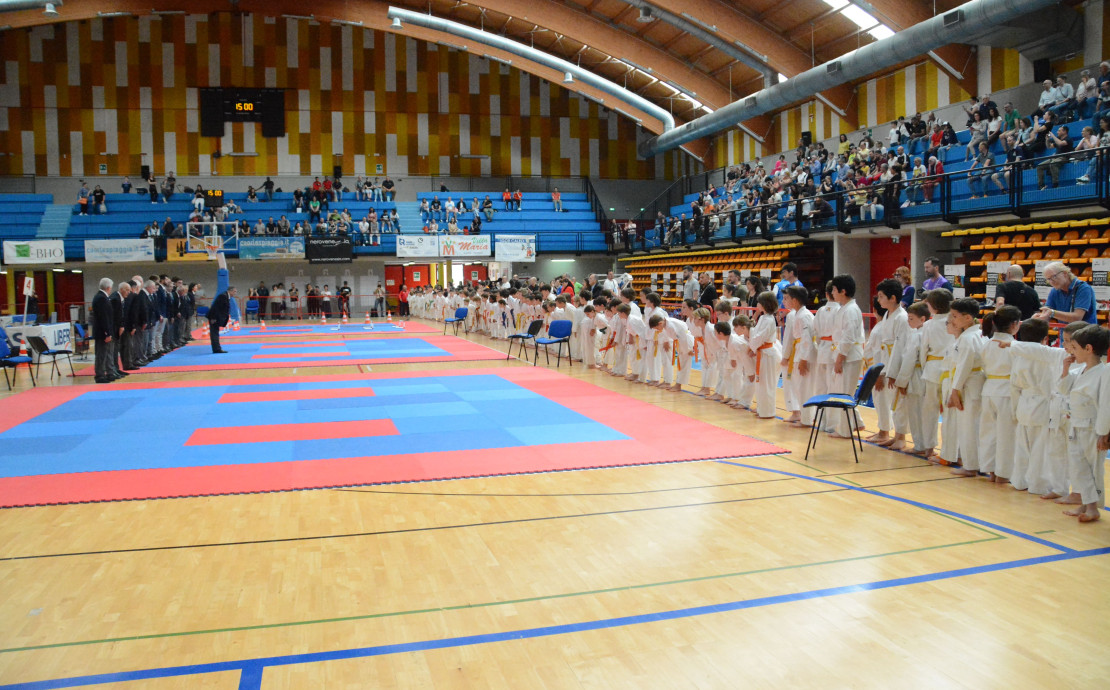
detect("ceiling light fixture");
top-left (390, 16), bottom-right (403, 29)
top-left (43, 3), bottom-right (58, 16)
top-left (563, 71), bottom-right (573, 84)
top-left (636, 6), bottom-right (653, 23)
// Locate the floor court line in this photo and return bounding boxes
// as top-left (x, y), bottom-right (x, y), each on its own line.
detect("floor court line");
top-left (0, 534), bottom-right (1004, 655)
top-left (0, 474), bottom-right (963, 563)
top-left (6, 546), bottom-right (1108, 689)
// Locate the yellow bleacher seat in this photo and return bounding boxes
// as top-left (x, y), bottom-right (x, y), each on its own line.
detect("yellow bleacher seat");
top-left (1082, 247), bottom-right (1099, 259)
top-left (1044, 249), bottom-right (1061, 259)
top-left (1028, 249), bottom-right (1044, 261)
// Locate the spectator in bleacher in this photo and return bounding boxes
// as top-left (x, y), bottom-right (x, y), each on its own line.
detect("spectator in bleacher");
top-left (371, 177), bottom-right (383, 201)
top-left (308, 196), bottom-right (321, 224)
top-left (1021, 111), bottom-right (1057, 158)
top-left (1075, 70), bottom-right (1097, 120)
top-left (419, 198), bottom-right (430, 222)
top-left (264, 217), bottom-right (277, 235)
top-left (428, 217), bottom-right (440, 234)
top-left (334, 175), bottom-right (345, 202)
top-left (430, 196), bottom-right (442, 220)
top-left (922, 257), bottom-right (952, 293)
top-left (995, 264), bottom-right (1042, 319)
top-left (382, 176), bottom-right (395, 201)
top-left (91, 185), bottom-right (106, 215)
top-left (162, 217), bottom-right (176, 237)
top-left (1036, 124), bottom-right (1072, 190)
top-left (293, 187), bottom-right (304, 211)
top-left (888, 117), bottom-right (909, 149)
top-left (552, 187), bottom-right (563, 212)
top-left (1077, 117), bottom-right (1110, 184)
top-left (122, 176), bottom-right (132, 194)
top-left (252, 218), bottom-right (264, 236)
top-left (861, 186), bottom-right (884, 222)
top-left (261, 177), bottom-right (275, 202)
top-left (245, 186), bottom-right (258, 203)
top-left (445, 197), bottom-right (457, 223)
top-left (1048, 75), bottom-right (1076, 120)
top-left (513, 189), bottom-right (523, 210)
top-left (905, 157), bottom-right (926, 205)
top-left (353, 176), bottom-right (365, 200)
top-left (147, 175), bottom-right (158, 204)
top-left (277, 215), bottom-right (290, 235)
top-left (162, 172), bottom-right (176, 203)
top-left (322, 177), bottom-right (334, 201)
top-left (1037, 261), bottom-right (1097, 324)
top-left (984, 106), bottom-right (1005, 149)
top-left (1032, 79), bottom-right (1057, 118)
top-left (77, 180), bottom-right (90, 214)
top-left (967, 143), bottom-right (994, 199)
top-left (963, 111), bottom-right (987, 161)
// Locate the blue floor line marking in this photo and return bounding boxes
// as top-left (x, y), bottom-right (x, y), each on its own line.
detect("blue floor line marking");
top-left (715, 460), bottom-right (1076, 553)
top-left (237, 664), bottom-right (263, 690)
top-left (5, 547), bottom-right (1108, 689)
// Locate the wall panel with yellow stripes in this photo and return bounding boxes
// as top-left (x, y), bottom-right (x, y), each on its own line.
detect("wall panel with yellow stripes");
top-left (857, 61), bottom-right (972, 129)
top-left (0, 13), bottom-right (695, 180)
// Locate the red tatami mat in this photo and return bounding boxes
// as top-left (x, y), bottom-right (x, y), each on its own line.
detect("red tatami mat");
top-left (0, 367), bottom-right (787, 507)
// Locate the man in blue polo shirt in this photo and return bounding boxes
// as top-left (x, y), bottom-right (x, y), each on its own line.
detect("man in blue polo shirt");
top-left (773, 262), bottom-right (804, 306)
top-left (1036, 261), bottom-right (1097, 324)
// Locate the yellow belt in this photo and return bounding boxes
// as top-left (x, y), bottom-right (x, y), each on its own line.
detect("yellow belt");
top-left (986, 374), bottom-right (1010, 380)
top-left (784, 337), bottom-right (802, 376)
top-left (927, 355), bottom-right (944, 361)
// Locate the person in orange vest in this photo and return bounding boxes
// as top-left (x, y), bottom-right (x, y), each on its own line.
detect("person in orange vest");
top-left (502, 188), bottom-right (512, 211)
top-left (512, 189), bottom-right (523, 211)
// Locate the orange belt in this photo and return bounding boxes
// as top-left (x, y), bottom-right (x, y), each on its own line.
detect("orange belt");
top-left (754, 342), bottom-right (774, 379)
top-left (672, 339), bottom-right (684, 370)
top-left (694, 336), bottom-right (704, 362)
top-left (819, 335), bottom-right (833, 341)
top-left (599, 336), bottom-right (617, 353)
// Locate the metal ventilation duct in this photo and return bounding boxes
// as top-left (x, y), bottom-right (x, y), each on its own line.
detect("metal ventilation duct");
top-left (638, 0), bottom-right (1058, 157)
top-left (387, 6), bottom-right (675, 132)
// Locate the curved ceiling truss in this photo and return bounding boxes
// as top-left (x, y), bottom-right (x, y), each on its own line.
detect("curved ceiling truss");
top-left (0, 0), bottom-right (973, 161)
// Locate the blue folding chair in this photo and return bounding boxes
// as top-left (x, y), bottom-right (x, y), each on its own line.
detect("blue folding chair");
top-left (507, 318), bottom-right (544, 360)
top-left (0, 335), bottom-right (36, 390)
top-left (444, 307), bottom-right (468, 335)
top-left (802, 363), bottom-right (884, 463)
top-left (533, 319), bottom-right (572, 367)
top-left (244, 299), bottom-right (259, 322)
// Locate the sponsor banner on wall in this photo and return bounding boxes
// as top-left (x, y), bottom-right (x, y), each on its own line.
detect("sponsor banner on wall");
top-left (84, 238), bottom-right (155, 263)
top-left (1034, 260), bottom-right (1051, 300)
top-left (306, 237), bottom-right (353, 263)
top-left (943, 264), bottom-right (965, 298)
top-left (2, 240), bottom-right (64, 265)
top-left (1092, 258), bottom-right (1110, 303)
top-left (397, 235), bottom-right (441, 257)
top-left (239, 237), bottom-right (306, 260)
top-left (494, 234), bottom-right (536, 262)
top-left (439, 235), bottom-right (491, 257)
top-left (167, 238), bottom-right (210, 262)
top-left (985, 261), bottom-right (1010, 299)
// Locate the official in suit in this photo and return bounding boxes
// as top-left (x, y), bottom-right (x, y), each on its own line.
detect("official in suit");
top-left (175, 284), bottom-right (190, 348)
top-left (108, 281), bottom-right (130, 376)
top-left (91, 278), bottom-right (116, 383)
top-left (128, 279), bottom-right (150, 366)
top-left (208, 286), bottom-right (236, 353)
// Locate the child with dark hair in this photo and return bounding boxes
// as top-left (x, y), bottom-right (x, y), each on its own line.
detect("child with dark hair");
top-left (830, 275), bottom-right (865, 438)
top-left (813, 281), bottom-right (840, 433)
top-left (749, 291), bottom-right (783, 418)
top-left (946, 298), bottom-right (987, 476)
top-left (781, 285), bottom-right (816, 425)
top-left (872, 278), bottom-right (909, 447)
top-left (978, 305), bottom-right (1022, 483)
top-left (725, 315), bottom-right (756, 410)
top-left (919, 289), bottom-right (955, 460)
top-left (893, 302), bottom-right (930, 453)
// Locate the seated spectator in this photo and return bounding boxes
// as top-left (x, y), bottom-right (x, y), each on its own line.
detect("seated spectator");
top-left (278, 215), bottom-right (291, 235)
top-left (1076, 70), bottom-right (1098, 119)
top-left (1020, 112), bottom-right (1056, 159)
top-left (265, 217), bottom-right (278, 235)
top-left (1036, 125), bottom-right (1072, 190)
top-left (966, 142), bottom-right (994, 198)
top-left (419, 198), bottom-right (430, 222)
top-left (225, 198), bottom-right (242, 214)
top-left (552, 187), bottom-right (563, 212)
top-left (91, 185), bottom-right (106, 215)
top-left (354, 175), bottom-right (366, 200)
top-left (308, 197), bottom-right (321, 223)
top-left (246, 186), bottom-right (259, 202)
top-left (447, 218), bottom-right (459, 234)
top-left (923, 156), bottom-right (944, 202)
top-left (381, 176), bottom-right (395, 201)
top-left (1031, 79), bottom-right (1057, 118)
top-left (482, 195), bottom-right (494, 221)
top-left (430, 195), bottom-right (442, 220)
top-left (513, 189), bottom-right (523, 210)
top-left (162, 217), bottom-right (175, 236)
top-left (1075, 120), bottom-right (1108, 185)
top-left (984, 106), bottom-right (1004, 148)
top-left (963, 111), bottom-right (987, 161)
top-left (1047, 75), bottom-right (1075, 120)
top-left (253, 218), bottom-right (265, 235)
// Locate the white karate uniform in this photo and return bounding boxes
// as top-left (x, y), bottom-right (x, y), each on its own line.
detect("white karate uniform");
top-left (782, 308), bottom-right (815, 417)
top-left (832, 299), bottom-right (865, 435)
top-left (726, 332), bottom-right (756, 406)
top-left (1060, 362), bottom-right (1109, 507)
top-left (892, 327), bottom-right (926, 447)
top-left (611, 315), bottom-right (628, 375)
top-left (864, 318), bottom-right (890, 432)
top-left (978, 333), bottom-right (1017, 479)
top-left (749, 314), bottom-right (783, 418)
top-left (1010, 341), bottom-right (1070, 493)
top-left (918, 313), bottom-right (954, 453)
top-left (813, 301), bottom-right (840, 431)
top-left (948, 325), bottom-right (986, 471)
top-left (625, 314), bottom-right (649, 379)
top-left (701, 324), bottom-right (726, 392)
top-left (579, 312), bottom-right (598, 368)
top-left (879, 307), bottom-right (910, 435)
top-left (664, 317), bottom-right (695, 386)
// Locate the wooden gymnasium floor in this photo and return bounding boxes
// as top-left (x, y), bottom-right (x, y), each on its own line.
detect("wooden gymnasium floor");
top-left (1, 319), bottom-right (1108, 689)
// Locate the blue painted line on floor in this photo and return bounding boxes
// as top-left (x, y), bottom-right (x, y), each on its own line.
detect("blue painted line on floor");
top-left (715, 460), bottom-right (1076, 553)
top-left (237, 664), bottom-right (264, 690)
top-left (4, 546), bottom-right (1108, 689)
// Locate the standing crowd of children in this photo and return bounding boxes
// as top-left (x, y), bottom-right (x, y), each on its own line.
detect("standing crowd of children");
top-left (410, 271), bottom-right (1106, 524)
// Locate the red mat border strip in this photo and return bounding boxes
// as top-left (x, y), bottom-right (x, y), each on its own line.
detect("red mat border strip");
top-left (196, 321), bottom-right (439, 339)
top-left (0, 367), bottom-right (786, 508)
top-left (74, 336), bottom-right (507, 376)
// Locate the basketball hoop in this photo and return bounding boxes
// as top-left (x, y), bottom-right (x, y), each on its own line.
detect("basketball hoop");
top-left (203, 237), bottom-right (221, 261)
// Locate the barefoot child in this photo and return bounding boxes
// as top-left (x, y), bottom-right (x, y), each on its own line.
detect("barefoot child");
top-left (918, 289), bottom-right (955, 459)
top-left (892, 302), bottom-right (929, 453)
top-left (863, 298), bottom-right (890, 441)
top-left (705, 301), bottom-right (734, 401)
top-left (813, 281), bottom-right (840, 432)
top-left (946, 298), bottom-right (987, 477)
top-left (781, 286), bottom-right (816, 425)
top-left (1064, 325), bottom-right (1108, 522)
top-left (688, 306), bottom-right (713, 396)
top-left (978, 305), bottom-right (1021, 483)
top-left (749, 291), bottom-right (783, 419)
top-left (579, 305), bottom-right (599, 369)
top-left (661, 312), bottom-right (695, 392)
top-left (872, 279), bottom-right (909, 446)
top-left (728, 315), bottom-right (756, 410)
top-left (830, 275), bottom-right (865, 438)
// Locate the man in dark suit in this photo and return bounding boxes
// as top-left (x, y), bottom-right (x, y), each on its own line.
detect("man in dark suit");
top-left (91, 278), bottom-right (115, 383)
top-left (108, 281), bottom-right (130, 376)
top-left (174, 284), bottom-right (190, 348)
top-left (208, 286), bottom-right (236, 353)
top-left (128, 278), bottom-right (150, 366)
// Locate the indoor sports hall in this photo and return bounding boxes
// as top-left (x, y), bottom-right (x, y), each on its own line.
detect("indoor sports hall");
top-left (0, 0), bottom-right (1108, 687)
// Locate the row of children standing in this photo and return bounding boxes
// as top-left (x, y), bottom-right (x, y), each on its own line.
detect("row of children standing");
top-left (413, 277), bottom-right (1104, 523)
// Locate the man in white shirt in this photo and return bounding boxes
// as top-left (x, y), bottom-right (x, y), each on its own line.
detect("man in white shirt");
top-left (602, 271), bottom-right (620, 295)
